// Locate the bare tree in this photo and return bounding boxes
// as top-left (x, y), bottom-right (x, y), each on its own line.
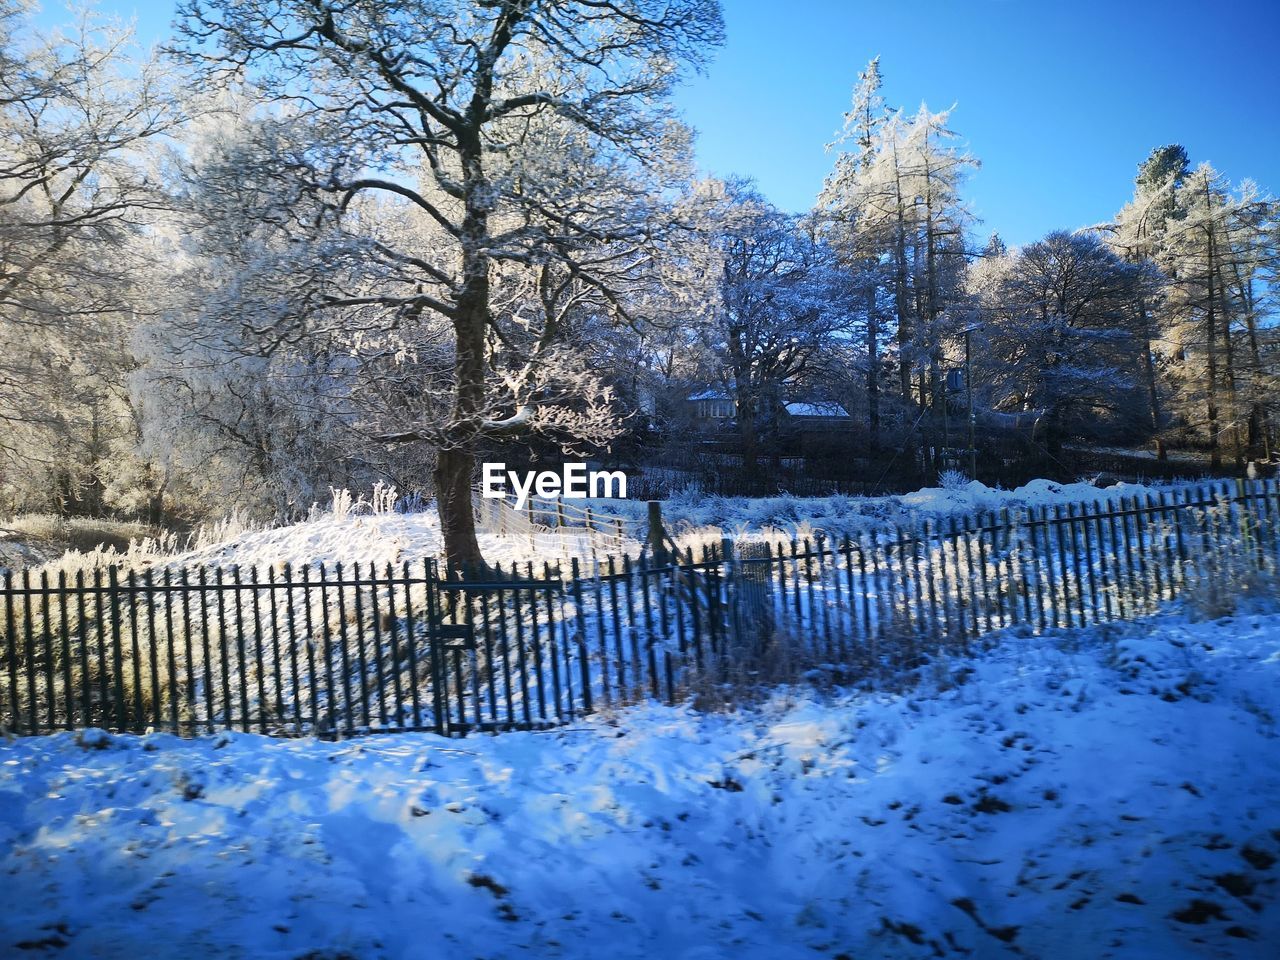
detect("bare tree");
top-left (971, 231), bottom-right (1153, 455)
top-left (689, 182), bottom-right (853, 474)
top-left (0, 2), bottom-right (174, 514)
top-left (173, 0), bottom-right (723, 567)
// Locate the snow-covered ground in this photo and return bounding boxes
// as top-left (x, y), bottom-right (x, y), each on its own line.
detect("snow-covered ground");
top-left (3, 608), bottom-right (1277, 958)
top-left (625, 477), bottom-right (1168, 538)
top-left (4, 478), bottom-right (1180, 578)
top-left (151, 478), bottom-right (1169, 575)
top-left (168, 509), bottom-right (619, 573)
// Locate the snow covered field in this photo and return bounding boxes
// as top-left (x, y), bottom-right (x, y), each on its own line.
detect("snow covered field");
top-left (3, 478), bottom-right (1181, 582)
top-left (603, 477), bottom-right (1166, 537)
top-left (3, 607), bottom-right (1277, 958)
top-left (75, 477), bottom-right (1166, 576)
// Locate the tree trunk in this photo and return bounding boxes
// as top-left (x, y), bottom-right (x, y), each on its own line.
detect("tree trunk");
top-left (891, 145), bottom-right (913, 403)
top-left (434, 445), bottom-right (484, 571)
top-left (1138, 298), bottom-right (1166, 461)
top-left (436, 151), bottom-right (493, 571)
top-left (1039, 404), bottom-right (1065, 463)
top-left (1204, 220), bottom-right (1222, 471)
top-left (866, 287), bottom-right (880, 443)
top-left (917, 369), bottom-right (932, 478)
top-left (1238, 274), bottom-right (1272, 462)
top-left (738, 397), bottom-right (761, 479)
top-left (726, 324), bottom-right (762, 479)
top-left (1217, 261), bottom-right (1245, 473)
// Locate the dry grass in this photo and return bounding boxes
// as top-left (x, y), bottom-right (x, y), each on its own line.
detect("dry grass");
top-left (1179, 499), bottom-right (1280, 620)
top-left (1185, 555), bottom-right (1280, 620)
top-left (1, 515), bottom-right (158, 554)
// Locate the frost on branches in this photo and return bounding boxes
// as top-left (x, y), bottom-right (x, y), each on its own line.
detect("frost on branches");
top-left (158, 0), bottom-right (723, 566)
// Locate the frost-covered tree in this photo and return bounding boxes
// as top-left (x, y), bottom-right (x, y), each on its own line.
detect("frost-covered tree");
top-left (969, 231), bottom-right (1154, 454)
top-left (818, 56), bottom-right (895, 439)
top-left (820, 101), bottom-right (976, 409)
top-left (1233, 199), bottom-right (1280, 461)
top-left (172, 0), bottom-right (724, 567)
top-left (687, 181), bottom-right (853, 473)
top-left (1157, 166), bottom-right (1274, 468)
top-left (821, 95), bottom-right (976, 475)
top-left (1108, 145), bottom-right (1187, 460)
top-left (137, 97), bottom-right (416, 517)
top-left (1109, 149), bottom-right (1278, 467)
top-left (0, 1), bottom-right (174, 516)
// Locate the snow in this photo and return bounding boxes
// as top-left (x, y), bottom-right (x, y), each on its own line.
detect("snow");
top-left (2, 609), bottom-right (1277, 957)
top-left (125, 477), bottom-right (1166, 574)
top-left (784, 401), bottom-right (849, 418)
top-left (163, 510), bottom-right (632, 574)
top-left (593, 477), bottom-right (1168, 546)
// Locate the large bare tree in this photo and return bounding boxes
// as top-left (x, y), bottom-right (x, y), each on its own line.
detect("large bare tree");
top-left (173, 0), bottom-right (723, 567)
top-left (690, 182), bottom-right (854, 474)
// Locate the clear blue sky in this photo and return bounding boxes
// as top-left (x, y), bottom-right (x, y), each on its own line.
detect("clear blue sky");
top-left (674, 0), bottom-right (1280, 245)
top-left (38, 0), bottom-right (1280, 247)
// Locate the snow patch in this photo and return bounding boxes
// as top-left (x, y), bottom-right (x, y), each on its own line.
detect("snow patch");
top-left (2, 610), bottom-right (1277, 957)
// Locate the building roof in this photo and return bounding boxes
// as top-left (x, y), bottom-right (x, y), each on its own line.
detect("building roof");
top-left (784, 401), bottom-right (850, 419)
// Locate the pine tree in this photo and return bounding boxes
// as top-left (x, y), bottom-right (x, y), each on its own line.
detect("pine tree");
top-left (1110, 145), bottom-right (1189, 460)
top-left (820, 57), bottom-right (894, 440)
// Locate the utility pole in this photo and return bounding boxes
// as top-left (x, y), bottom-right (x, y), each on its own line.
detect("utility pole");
top-left (965, 325), bottom-right (977, 480)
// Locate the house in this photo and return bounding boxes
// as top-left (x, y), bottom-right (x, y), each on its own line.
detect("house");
top-left (782, 401), bottom-right (851, 429)
top-left (687, 389), bottom-right (735, 423)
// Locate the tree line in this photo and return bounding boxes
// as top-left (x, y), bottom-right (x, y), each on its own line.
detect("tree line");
top-left (1, 1), bottom-right (1276, 566)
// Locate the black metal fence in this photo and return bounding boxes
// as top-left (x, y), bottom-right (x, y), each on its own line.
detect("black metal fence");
top-left (2, 479), bottom-right (1277, 739)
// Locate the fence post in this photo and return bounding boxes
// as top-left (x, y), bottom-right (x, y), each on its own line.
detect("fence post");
top-left (2, 571), bottom-right (16, 735)
top-left (1265, 478), bottom-right (1280, 569)
top-left (568, 557), bottom-right (593, 714)
top-left (721, 536), bottom-right (736, 661)
top-left (106, 567), bottom-right (127, 732)
top-left (139, 569), bottom-right (159, 732)
top-left (39, 571), bottom-right (55, 734)
top-left (56, 570), bottom-right (72, 732)
top-left (647, 501), bottom-right (669, 564)
top-left (1235, 477), bottom-right (1255, 566)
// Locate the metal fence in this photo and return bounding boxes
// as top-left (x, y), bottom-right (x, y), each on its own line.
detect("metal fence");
top-left (2, 479), bottom-right (1277, 739)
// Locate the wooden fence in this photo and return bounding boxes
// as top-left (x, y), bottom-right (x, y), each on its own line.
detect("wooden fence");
top-left (471, 487), bottom-right (639, 557)
top-left (2, 479), bottom-right (1277, 739)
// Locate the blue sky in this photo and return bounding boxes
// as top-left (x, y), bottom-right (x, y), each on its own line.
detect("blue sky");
top-left (38, 0), bottom-right (1280, 247)
top-left (673, 0), bottom-right (1280, 245)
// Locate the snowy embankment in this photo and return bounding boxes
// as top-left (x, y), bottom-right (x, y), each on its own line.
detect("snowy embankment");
top-left (2, 609), bottom-right (1277, 958)
top-left (620, 477), bottom-right (1164, 537)
top-left (155, 478), bottom-right (1158, 574)
top-left (165, 509), bottom-right (593, 573)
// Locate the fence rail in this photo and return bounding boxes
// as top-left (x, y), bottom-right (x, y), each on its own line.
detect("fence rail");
top-left (471, 487), bottom-right (639, 558)
top-left (3, 479), bottom-right (1277, 739)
